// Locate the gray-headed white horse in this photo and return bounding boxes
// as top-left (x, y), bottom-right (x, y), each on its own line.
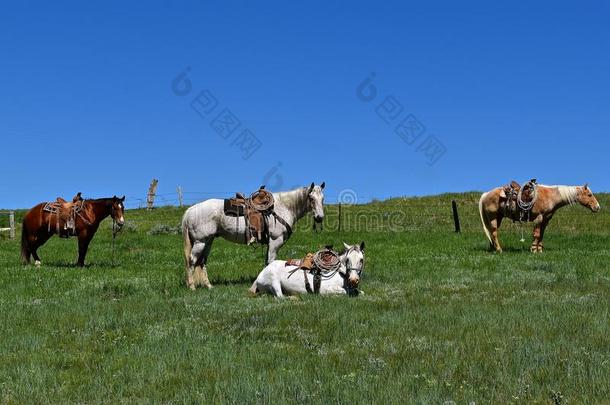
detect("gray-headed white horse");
top-left (250, 242), bottom-right (365, 298)
top-left (182, 183), bottom-right (325, 290)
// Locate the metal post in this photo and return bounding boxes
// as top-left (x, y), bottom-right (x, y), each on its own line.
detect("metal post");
top-left (451, 200), bottom-right (461, 233)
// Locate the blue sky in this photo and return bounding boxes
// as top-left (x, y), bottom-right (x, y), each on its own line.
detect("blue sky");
top-left (1, 1), bottom-right (609, 208)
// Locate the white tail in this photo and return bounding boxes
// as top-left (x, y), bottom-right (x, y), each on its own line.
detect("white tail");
top-left (479, 192), bottom-right (492, 244)
top-left (182, 219), bottom-right (192, 278)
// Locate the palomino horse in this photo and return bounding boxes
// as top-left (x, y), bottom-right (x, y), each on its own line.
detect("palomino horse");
top-left (250, 242), bottom-right (365, 298)
top-left (21, 196), bottom-right (126, 266)
top-left (479, 183), bottom-right (600, 253)
top-left (182, 183), bottom-right (325, 290)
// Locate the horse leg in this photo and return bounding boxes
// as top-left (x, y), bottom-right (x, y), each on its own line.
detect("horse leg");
top-left (490, 217), bottom-right (502, 253)
top-left (536, 218), bottom-right (550, 253)
top-left (186, 241), bottom-right (205, 290)
top-left (188, 240), bottom-right (214, 290)
top-left (271, 279), bottom-right (284, 298)
top-left (530, 215), bottom-right (544, 253)
top-left (31, 232), bottom-right (52, 266)
top-left (266, 235), bottom-right (285, 265)
top-left (195, 238), bottom-right (214, 289)
top-left (77, 236), bottom-right (92, 267)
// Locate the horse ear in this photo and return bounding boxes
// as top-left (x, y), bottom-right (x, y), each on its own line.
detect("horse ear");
top-left (113, 195), bottom-right (117, 200)
top-left (343, 242), bottom-right (351, 250)
top-left (120, 196), bottom-right (125, 202)
top-left (499, 189), bottom-right (507, 199)
top-left (360, 241), bottom-right (365, 251)
top-left (260, 185), bottom-right (266, 190)
top-left (584, 183), bottom-right (589, 190)
top-left (308, 182), bottom-right (314, 193)
top-left (320, 182), bottom-right (325, 189)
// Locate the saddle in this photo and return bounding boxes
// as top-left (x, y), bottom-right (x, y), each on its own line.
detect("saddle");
top-left (501, 179), bottom-right (537, 221)
top-left (224, 186), bottom-right (274, 244)
top-left (43, 192), bottom-right (85, 237)
top-left (286, 247), bottom-right (341, 294)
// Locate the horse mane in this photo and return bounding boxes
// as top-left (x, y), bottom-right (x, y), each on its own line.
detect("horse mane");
top-left (84, 197), bottom-right (117, 206)
top-left (274, 187), bottom-right (309, 213)
top-left (540, 185), bottom-right (578, 206)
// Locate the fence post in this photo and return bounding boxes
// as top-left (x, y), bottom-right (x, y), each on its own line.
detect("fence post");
top-left (338, 203), bottom-right (342, 233)
top-left (177, 186), bottom-right (183, 208)
top-left (451, 200), bottom-right (461, 233)
top-left (9, 211), bottom-right (15, 240)
top-left (147, 179), bottom-right (159, 210)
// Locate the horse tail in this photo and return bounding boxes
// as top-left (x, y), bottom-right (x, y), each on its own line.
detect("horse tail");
top-left (21, 215), bottom-right (31, 264)
top-left (182, 216), bottom-right (192, 271)
top-left (479, 192), bottom-right (492, 245)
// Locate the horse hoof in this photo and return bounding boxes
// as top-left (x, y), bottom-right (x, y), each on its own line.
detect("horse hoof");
top-left (188, 284), bottom-right (196, 291)
top-left (205, 284), bottom-right (214, 290)
top-left (34, 260), bottom-right (41, 267)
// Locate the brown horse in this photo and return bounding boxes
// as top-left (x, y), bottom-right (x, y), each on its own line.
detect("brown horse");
top-left (21, 195), bottom-right (125, 266)
top-left (479, 183), bottom-right (600, 253)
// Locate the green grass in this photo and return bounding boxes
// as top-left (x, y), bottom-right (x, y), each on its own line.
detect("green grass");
top-left (1, 193), bottom-right (609, 403)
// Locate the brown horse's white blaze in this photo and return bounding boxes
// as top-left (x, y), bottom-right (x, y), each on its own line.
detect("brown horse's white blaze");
top-left (479, 184), bottom-right (600, 253)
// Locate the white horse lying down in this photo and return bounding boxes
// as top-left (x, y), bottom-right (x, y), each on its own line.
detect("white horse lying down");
top-left (250, 242), bottom-right (365, 297)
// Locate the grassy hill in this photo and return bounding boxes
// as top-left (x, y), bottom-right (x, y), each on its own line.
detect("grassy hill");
top-left (0, 193), bottom-right (609, 403)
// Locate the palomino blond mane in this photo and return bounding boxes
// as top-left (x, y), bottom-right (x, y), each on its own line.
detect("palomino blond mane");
top-left (540, 184), bottom-right (578, 206)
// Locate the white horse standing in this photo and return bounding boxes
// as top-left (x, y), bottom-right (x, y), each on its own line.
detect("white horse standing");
top-left (182, 183), bottom-right (325, 290)
top-left (250, 242), bottom-right (365, 298)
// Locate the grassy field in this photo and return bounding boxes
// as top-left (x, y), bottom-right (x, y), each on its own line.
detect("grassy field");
top-left (0, 193), bottom-right (609, 403)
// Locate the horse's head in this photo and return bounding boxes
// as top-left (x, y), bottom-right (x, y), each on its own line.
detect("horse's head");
top-left (307, 182), bottom-right (325, 223)
top-left (341, 241), bottom-right (365, 294)
top-left (110, 195), bottom-right (126, 227)
top-left (576, 184), bottom-right (601, 212)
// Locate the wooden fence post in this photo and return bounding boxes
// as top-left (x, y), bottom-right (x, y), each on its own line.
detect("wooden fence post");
top-left (177, 186), bottom-right (183, 208)
top-left (451, 200), bottom-right (461, 233)
top-left (9, 211), bottom-right (15, 240)
top-left (147, 179), bottom-right (159, 210)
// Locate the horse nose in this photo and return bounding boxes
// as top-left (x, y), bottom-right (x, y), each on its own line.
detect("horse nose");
top-left (349, 276), bottom-right (359, 288)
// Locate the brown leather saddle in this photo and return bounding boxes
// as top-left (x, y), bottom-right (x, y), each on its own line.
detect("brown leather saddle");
top-left (43, 192), bottom-right (85, 237)
top-left (224, 186), bottom-right (274, 244)
top-left (501, 179), bottom-right (537, 221)
top-left (286, 247), bottom-right (341, 294)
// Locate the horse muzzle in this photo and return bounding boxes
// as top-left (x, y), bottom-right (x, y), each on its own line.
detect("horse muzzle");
top-left (592, 204), bottom-right (601, 213)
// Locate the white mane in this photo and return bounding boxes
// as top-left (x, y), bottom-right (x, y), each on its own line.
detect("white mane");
top-left (274, 187), bottom-right (309, 213)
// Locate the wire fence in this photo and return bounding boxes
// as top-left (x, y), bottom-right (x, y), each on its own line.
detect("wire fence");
top-left (2, 193), bottom-right (609, 238)
top-left (99, 197), bottom-right (610, 236)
